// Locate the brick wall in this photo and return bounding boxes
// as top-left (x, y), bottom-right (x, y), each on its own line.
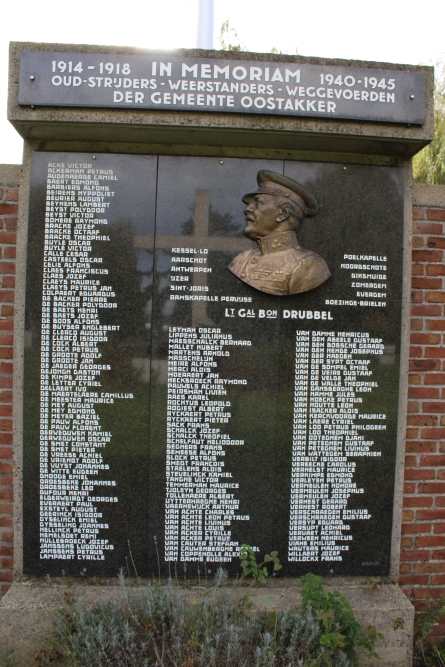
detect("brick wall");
top-left (399, 185), bottom-right (445, 625)
top-left (0, 166), bottom-right (19, 598)
top-left (0, 170), bottom-right (444, 614)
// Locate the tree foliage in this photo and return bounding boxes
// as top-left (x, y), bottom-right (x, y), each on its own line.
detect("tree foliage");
top-left (218, 20), bottom-right (246, 51)
top-left (413, 59), bottom-right (445, 184)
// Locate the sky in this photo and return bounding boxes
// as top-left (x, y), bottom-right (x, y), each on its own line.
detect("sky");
top-left (1, 0), bottom-right (444, 164)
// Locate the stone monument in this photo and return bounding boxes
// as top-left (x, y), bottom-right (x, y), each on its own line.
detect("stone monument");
top-left (1, 41), bottom-right (434, 664)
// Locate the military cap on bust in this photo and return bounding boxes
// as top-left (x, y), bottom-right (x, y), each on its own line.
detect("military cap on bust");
top-left (242, 170), bottom-right (318, 217)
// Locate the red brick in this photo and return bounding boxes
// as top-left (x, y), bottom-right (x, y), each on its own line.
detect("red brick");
top-left (419, 510), bottom-right (445, 521)
top-left (2, 277), bottom-right (15, 289)
top-left (425, 347), bottom-right (445, 358)
top-left (434, 524), bottom-right (445, 534)
top-left (5, 189), bottom-right (18, 201)
top-left (0, 321), bottom-right (13, 331)
top-left (416, 535), bottom-right (445, 547)
top-left (0, 547), bottom-right (13, 557)
top-left (433, 497), bottom-right (445, 507)
top-left (403, 496), bottom-right (433, 507)
top-left (433, 551), bottom-right (445, 560)
top-left (0, 335), bottom-right (13, 346)
top-left (413, 250), bottom-right (443, 262)
top-left (425, 373), bottom-right (445, 384)
top-left (408, 374), bottom-right (421, 385)
top-left (421, 455), bottom-right (445, 466)
top-left (401, 536), bottom-right (413, 547)
top-left (408, 388), bottom-right (439, 399)
top-left (406, 428), bottom-right (419, 439)
top-left (412, 246), bottom-right (424, 256)
top-left (412, 209), bottom-right (426, 220)
top-left (0, 476), bottom-right (13, 486)
top-left (411, 333), bottom-right (440, 344)
top-left (422, 428), bottom-right (445, 439)
top-left (428, 238), bottom-right (445, 249)
top-left (405, 455), bottom-right (418, 466)
top-left (3, 248), bottom-right (16, 259)
top-left (424, 402), bottom-right (445, 412)
top-left (413, 600), bottom-right (429, 611)
top-left (1, 557), bottom-right (13, 569)
top-left (402, 523), bottom-right (431, 533)
top-left (0, 263), bottom-right (15, 275)
top-left (0, 518), bottom-right (13, 527)
top-left (0, 420), bottom-right (12, 432)
top-left (410, 360), bottom-right (440, 371)
top-left (419, 482), bottom-right (445, 493)
top-left (0, 205), bottom-right (17, 216)
top-left (408, 415), bottom-right (437, 426)
top-left (413, 588), bottom-right (445, 598)
top-left (398, 575), bottom-right (429, 585)
top-left (407, 401), bottom-right (420, 413)
top-left (0, 392), bottom-right (13, 403)
top-left (428, 321), bottom-right (445, 331)
top-left (402, 510), bottom-right (414, 521)
top-left (404, 483), bottom-right (416, 494)
top-left (0, 448), bottom-right (12, 459)
top-left (0, 349), bottom-right (13, 360)
top-left (416, 562), bottom-right (445, 573)
top-left (399, 563), bottom-right (411, 574)
top-left (1, 584), bottom-right (12, 596)
top-left (0, 462), bottom-right (12, 473)
top-left (411, 305), bottom-right (442, 317)
top-left (4, 218), bottom-right (16, 230)
top-left (0, 503), bottom-right (12, 514)
top-left (1, 531), bottom-right (13, 542)
top-left (427, 209), bottom-right (445, 221)
top-left (0, 363), bottom-right (13, 375)
top-left (406, 442), bottom-right (437, 453)
top-left (413, 278), bottom-right (442, 289)
top-left (0, 292), bottom-right (13, 304)
top-left (431, 575), bottom-right (445, 585)
top-left (412, 291), bottom-right (423, 303)
top-left (410, 346), bottom-right (422, 357)
top-left (0, 406), bottom-right (12, 417)
top-left (426, 292), bottom-right (445, 303)
top-left (0, 379), bottom-right (13, 389)
top-left (428, 264), bottom-right (445, 275)
top-left (0, 572), bottom-right (14, 582)
top-left (405, 468), bottom-right (434, 480)
top-left (0, 233), bottom-right (16, 245)
top-left (413, 221), bottom-right (442, 233)
top-left (400, 549), bottom-right (430, 561)
top-left (410, 319), bottom-right (423, 331)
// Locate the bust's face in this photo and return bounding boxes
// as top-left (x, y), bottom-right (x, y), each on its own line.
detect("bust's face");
top-left (243, 194), bottom-right (282, 240)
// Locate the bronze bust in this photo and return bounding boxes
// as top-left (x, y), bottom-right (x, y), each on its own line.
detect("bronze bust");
top-left (229, 170), bottom-right (330, 296)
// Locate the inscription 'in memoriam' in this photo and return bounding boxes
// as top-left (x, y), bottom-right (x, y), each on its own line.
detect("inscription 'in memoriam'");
top-left (18, 50), bottom-right (426, 124)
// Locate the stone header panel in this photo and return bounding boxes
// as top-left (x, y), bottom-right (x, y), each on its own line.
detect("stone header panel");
top-left (18, 51), bottom-right (425, 125)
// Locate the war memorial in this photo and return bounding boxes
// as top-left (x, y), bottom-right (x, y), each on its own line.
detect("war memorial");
top-left (0, 41), bottom-right (443, 665)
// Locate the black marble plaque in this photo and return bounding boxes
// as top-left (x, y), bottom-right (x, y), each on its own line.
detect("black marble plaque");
top-left (24, 153), bottom-right (404, 577)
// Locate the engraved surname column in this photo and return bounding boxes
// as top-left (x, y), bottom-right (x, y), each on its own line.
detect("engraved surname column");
top-left (165, 327), bottom-right (251, 562)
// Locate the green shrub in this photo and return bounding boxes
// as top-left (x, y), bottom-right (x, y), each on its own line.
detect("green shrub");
top-left (31, 569), bottom-right (381, 667)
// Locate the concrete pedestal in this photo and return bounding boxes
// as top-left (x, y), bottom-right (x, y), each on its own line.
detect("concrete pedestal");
top-left (0, 578), bottom-right (414, 666)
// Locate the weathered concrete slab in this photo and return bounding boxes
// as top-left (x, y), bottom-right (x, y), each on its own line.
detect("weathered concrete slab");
top-left (0, 578), bottom-right (414, 666)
